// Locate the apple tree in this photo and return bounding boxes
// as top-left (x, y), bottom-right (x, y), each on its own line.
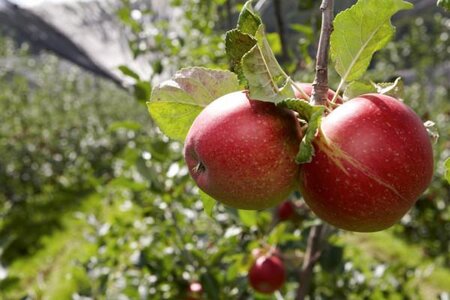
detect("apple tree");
top-left (51, 0), bottom-right (448, 298)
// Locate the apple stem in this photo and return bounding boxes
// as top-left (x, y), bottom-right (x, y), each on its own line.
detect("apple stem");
top-left (310, 0), bottom-right (334, 106)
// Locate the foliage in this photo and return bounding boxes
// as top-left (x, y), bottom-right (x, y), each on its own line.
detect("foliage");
top-left (437, 0), bottom-right (450, 11)
top-left (331, 0), bottom-right (413, 85)
top-left (0, 44), bottom-right (148, 202)
top-left (117, 0), bottom-right (229, 78)
top-left (147, 67), bottom-right (240, 141)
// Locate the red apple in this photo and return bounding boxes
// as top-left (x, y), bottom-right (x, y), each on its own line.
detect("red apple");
top-left (293, 82), bottom-right (343, 105)
top-left (184, 91), bottom-right (301, 210)
top-left (248, 254), bottom-right (286, 294)
top-left (299, 94), bottom-right (434, 232)
top-left (277, 200), bottom-right (296, 221)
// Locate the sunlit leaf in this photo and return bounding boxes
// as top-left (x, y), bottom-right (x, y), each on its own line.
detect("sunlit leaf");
top-left (225, 29), bottom-right (257, 84)
top-left (200, 191), bottom-right (216, 217)
top-left (267, 223), bottom-right (287, 246)
top-left (238, 210), bottom-right (258, 227)
top-left (331, 0), bottom-right (413, 83)
top-left (241, 26), bottom-right (293, 103)
top-left (445, 158), bottom-right (450, 184)
top-left (108, 177), bottom-right (147, 192)
top-left (237, 0), bottom-right (261, 35)
top-left (225, 1), bottom-right (294, 103)
top-left (147, 67), bottom-right (240, 141)
top-left (375, 77), bottom-right (404, 100)
top-left (343, 81), bottom-right (376, 100)
top-left (148, 102), bottom-right (203, 141)
top-left (108, 121), bottom-right (142, 132)
top-left (344, 78), bottom-right (404, 101)
top-left (266, 33), bottom-right (282, 55)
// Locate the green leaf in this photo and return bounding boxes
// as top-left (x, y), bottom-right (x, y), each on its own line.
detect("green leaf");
top-left (200, 273), bottom-right (220, 300)
top-left (320, 245), bottom-right (344, 272)
top-left (225, 2), bottom-right (293, 103)
top-left (445, 158), bottom-right (450, 184)
top-left (290, 24), bottom-right (313, 39)
top-left (148, 102), bottom-right (203, 141)
top-left (108, 121), bottom-right (142, 132)
top-left (437, 0), bottom-right (450, 11)
top-left (344, 78), bottom-right (404, 100)
top-left (241, 25), bottom-right (293, 103)
top-left (238, 210), bottom-right (258, 227)
top-left (331, 0), bottom-right (413, 83)
top-left (147, 67), bottom-right (240, 141)
top-left (225, 0), bottom-right (261, 82)
top-left (134, 80), bottom-right (151, 102)
top-left (225, 29), bottom-right (257, 84)
top-left (200, 191), bottom-right (216, 217)
top-left (118, 65), bottom-right (140, 80)
top-left (375, 77), bottom-right (404, 100)
top-left (266, 33), bottom-right (282, 55)
top-left (278, 99), bottom-right (325, 163)
top-left (237, 0), bottom-right (262, 35)
top-left (267, 223), bottom-right (287, 246)
top-left (343, 81), bottom-right (377, 100)
top-left (108, 177), bottom-right (147, 192)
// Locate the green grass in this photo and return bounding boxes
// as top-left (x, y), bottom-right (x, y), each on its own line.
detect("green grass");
top-left (1, 193), bottom-right (101, 300)
top-left (342, 229), bottom-right (450, 298)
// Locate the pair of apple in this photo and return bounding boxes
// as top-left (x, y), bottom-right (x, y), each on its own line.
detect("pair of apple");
top-left (184, 84), bottom-right (434, 232)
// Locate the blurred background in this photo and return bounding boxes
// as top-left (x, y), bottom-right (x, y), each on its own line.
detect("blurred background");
top-left (0, 0), bottom-right (449, 299)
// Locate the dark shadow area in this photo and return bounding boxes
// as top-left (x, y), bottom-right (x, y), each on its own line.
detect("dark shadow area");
top-left (0, 188), bottom-right (92, 263)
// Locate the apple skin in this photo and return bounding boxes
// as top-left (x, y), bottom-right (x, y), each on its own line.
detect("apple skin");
top-left (248, 254), bottom-right (286, 294)
top-left (184, 91), bottom-right (301, 210)
top-left (277, 200), bottom-right (296, 221)
top-left (299, 94), bottom-right (434, 232)
top-left (293, 82), bottom-right (343, 104)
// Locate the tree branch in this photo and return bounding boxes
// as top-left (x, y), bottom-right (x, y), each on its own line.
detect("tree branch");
top-left (310, 0), bottom-right (334, 106)
top-left (295, 224), bottom-right (330, 300)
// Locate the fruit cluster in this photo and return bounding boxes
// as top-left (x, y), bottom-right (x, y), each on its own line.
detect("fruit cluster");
top-left (184, 84), bottom-right (433, 232)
